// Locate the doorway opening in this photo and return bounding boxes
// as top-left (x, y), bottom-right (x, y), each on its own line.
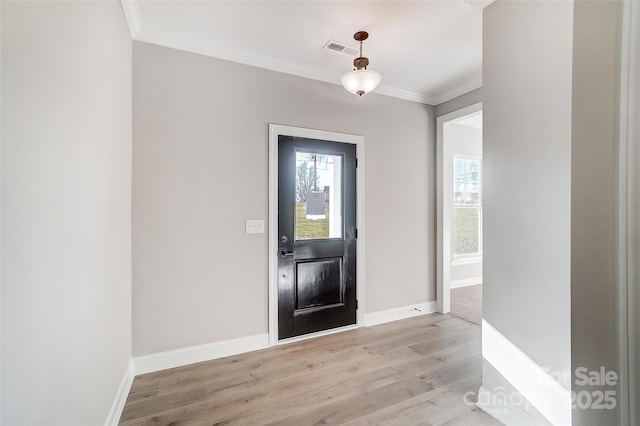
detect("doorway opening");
top-left (436, 103), bottom-right (483, 325)
top-left (268, 124), bottom-right (365, 345)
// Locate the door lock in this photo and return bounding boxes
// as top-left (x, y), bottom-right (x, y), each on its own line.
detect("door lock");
top-left (280, 235), bottom-right (288, 243)
top-left (280, 249), bottom-right (294, 257)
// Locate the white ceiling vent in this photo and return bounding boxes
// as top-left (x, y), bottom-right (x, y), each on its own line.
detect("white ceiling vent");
top-left (323, 40), bottom-right (359, 56)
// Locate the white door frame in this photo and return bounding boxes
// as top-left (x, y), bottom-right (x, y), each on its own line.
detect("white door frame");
top-left (436, 102), bottom-right (482, 313)
top-left (268, 124), bottom-right (366, 346)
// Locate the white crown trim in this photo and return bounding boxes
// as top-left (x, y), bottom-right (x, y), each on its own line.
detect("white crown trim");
top-left (134, 28), bottom-right (439, 104)
top-left (431, 80), bottom-right (483, 105)
top-left (465, 0), bottom-right (496, 11)
top-left (121, 1), bottom-right (479, 106)
top-left (120, 0), bottom-right (141, 38)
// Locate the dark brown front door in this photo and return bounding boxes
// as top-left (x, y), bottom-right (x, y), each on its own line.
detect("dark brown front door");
top-left (277, 135), bottom-right (357, 340)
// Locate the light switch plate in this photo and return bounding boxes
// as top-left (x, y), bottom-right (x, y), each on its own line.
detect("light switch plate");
top-left (245, 219), bottom-right (265, 234)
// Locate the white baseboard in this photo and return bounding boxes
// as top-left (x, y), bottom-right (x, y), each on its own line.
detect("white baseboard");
top-left (476, 386), bottom-right (541, 426)
top-left (364, 301), bottom-right (437, 327)
top-left (114, 306), bottom-right (436, 421)
top-left (450, 277), bottom-right (483, 289)
top-left (104, 360), bottom-right (134, 426)
top-left (131, 303), bottom-right (437, 378)
top-left (482, 320), bottom-right (570, 425)
top-left (133, 333), bottom-right (270, 375)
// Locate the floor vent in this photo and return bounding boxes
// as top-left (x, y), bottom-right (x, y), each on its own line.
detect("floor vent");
top-left (323, 40), bottom-right (358, 56)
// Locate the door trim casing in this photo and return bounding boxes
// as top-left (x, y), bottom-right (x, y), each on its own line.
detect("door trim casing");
top-left (268, 124), bottom-right (365, 346)
top-left (436, 102), bottom-right (482, 313)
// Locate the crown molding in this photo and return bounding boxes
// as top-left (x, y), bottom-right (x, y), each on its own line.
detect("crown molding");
top-left (122, 1), bottom-right (478, 106)
top-left (120, 0), bottom-right (141, 38)
top-left (465, 0), bottom-right (496, 11)
top-left (134, 28), bottom-right (440, 104)
top-left (375, 85), bottom-right (435, 105)
top-left (431, 80), bottom-right (483, 106)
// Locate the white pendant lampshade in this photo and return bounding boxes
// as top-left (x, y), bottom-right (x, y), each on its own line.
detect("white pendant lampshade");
top-left (341, 69), bottom-right (382, 96)
top-left (341, 31), bottom-right (382, 97)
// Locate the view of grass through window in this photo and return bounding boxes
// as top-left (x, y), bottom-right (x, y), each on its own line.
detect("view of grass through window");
top-left (296, 203), bottom-right (330, 239)
top-left (454, 208), bottom-right (479, 255)
top-left (453, 157), bottom-right (481, 256)
top-left (295, 152), bottom-right (342, 240)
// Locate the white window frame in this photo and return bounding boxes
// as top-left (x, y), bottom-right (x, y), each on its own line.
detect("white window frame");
top-left (451, 155), bottom-right (483, 260)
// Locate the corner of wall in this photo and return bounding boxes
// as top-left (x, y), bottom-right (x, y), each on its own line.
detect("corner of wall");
top-left (104, 361), bottom-right (135, 426)
top-left (435, 88), bottom-right (483, 118)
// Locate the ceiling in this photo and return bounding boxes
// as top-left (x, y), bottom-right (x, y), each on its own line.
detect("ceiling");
top-left (122, 1), bottom-right (488, 105)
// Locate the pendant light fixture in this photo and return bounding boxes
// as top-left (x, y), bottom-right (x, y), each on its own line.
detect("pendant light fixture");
top-left (340, 31), bottom-right (382, 96)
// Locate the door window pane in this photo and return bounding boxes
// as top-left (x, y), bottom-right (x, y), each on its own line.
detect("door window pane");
top-left (295, 152), bottom-right (343, 240)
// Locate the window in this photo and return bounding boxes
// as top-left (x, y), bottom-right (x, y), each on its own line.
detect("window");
top-left (453, 157), bottom-right (481, 257)
top-left (295, 151), bottom-right (343, 240)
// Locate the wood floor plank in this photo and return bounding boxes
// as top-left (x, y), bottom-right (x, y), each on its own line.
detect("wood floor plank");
top-left (450, 285), bottom-right (482, 326)
top-left (119, 313), bottom-right (501, 426)
top-left (362, 318), bottom-right (471, 355)
top-left (207, 367), bottom-right (416, 425)
top-left (267, 375), bottom-right (435, 426)
top-left (341, 373), bottom-right (481, 426)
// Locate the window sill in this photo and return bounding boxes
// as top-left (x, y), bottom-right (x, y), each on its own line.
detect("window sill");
top-left (451, 256), bottom-right (482, 266)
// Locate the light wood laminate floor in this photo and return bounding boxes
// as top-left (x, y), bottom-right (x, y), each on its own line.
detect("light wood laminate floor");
top-left (450, 285), bottom-right (482, 326)
top-left (120, 314), bottom-right (500, 426)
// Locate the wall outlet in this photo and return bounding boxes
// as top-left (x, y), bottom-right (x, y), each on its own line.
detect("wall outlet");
top-left (245, 219), bottom-right (265, 234)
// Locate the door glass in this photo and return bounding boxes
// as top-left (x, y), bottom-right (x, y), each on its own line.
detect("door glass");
top-left (295, 151), bottom-right (343, 240)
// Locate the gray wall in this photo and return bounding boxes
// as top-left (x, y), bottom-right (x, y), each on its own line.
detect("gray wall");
top-left (133, 42), bottom-right (435, 355)
top-left (631, 2), bottom-right (640, 417)
top-left (570, 1), bottom-right (620, 424)
top-left (435, 88), bottom-right (482, 117)
top-left (483, 1), bottom-right (622, 424)
top-left (483, 0), bottom-right (573, 423)
top-left (484, 0), bottom-right (573, 373)
top-left (1, 1), bottom-right (132, 424)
